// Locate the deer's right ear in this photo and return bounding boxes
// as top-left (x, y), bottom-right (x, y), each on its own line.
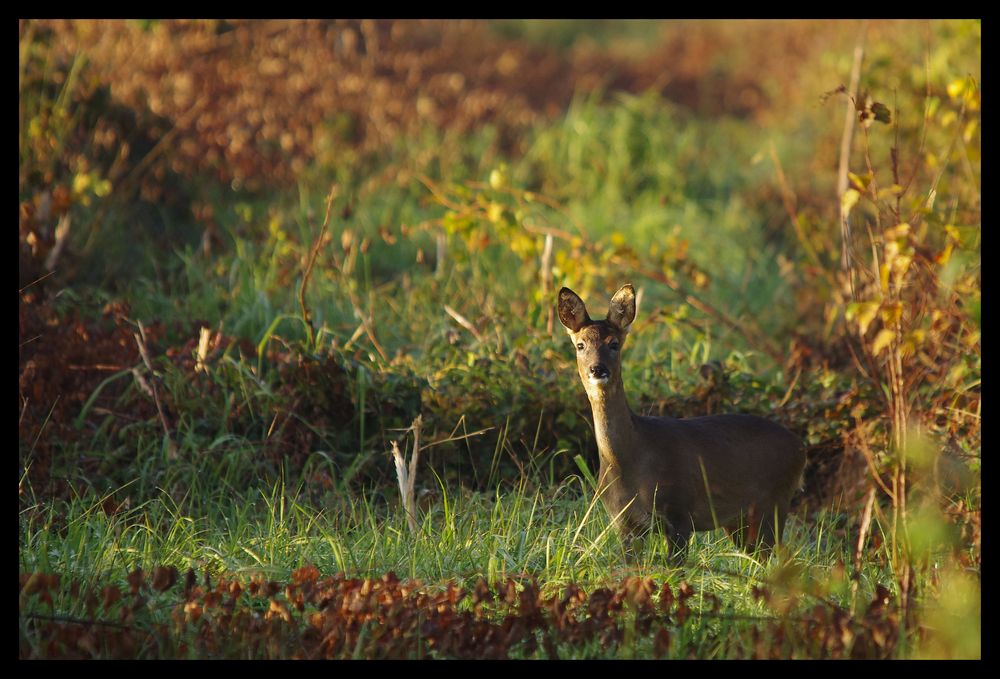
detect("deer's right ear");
top-left (607, 284), bottom-right (636, 333)
top-left (558, 287), bottom-right (590, 333)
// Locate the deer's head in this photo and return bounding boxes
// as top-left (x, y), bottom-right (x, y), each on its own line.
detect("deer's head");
top-left (558, 284), bottom-right (636, 399)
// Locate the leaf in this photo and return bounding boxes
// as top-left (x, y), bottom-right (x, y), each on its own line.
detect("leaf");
top-left (884, 222), bottom-right (910, 240)
top-left (871, 102), bottom-right (892, 124)
top-left (127, 568), bottom-right (144, 595)
top-left (881, 302), bottom-right (902, 326)
top-left (872, 328), bottom-right (896, 355)
top-left (841, 188), bottom-right (861, 219)
top-left (152, 566), bottom-right (178, 592)
top-left (892, 254), bottom-right (912, 278)
top-left (848, 172), bottom-right (872, 191)
top-left (846, 301), bottom-right (880, 336)
top-left (877, 184), bottom-right (904, 200)
top-left (573, 454), bottom-right (597, 490)
top-left (947, 77), bottom-right (966, 100)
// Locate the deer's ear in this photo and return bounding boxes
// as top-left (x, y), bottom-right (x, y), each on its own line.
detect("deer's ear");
top-left (607, 284), bottom-right (636, 332)
top-left (558, 287), bottom-right (590, 333)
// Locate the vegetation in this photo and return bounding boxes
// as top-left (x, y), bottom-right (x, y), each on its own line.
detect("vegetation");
top-left (19, 20), bottom-right (979, 659)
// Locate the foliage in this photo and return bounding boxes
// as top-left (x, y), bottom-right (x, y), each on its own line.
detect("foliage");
top-left (19, 567), bottom-right (916, 659)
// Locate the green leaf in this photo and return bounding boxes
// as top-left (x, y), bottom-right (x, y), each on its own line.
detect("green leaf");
top-left (573, 454), bottom-right (597, 491)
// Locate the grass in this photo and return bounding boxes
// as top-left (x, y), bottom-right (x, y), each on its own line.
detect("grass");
top-left (20, 472), bottom-right (914, 659)
top-left (19, 20), bottom-right (980, 659)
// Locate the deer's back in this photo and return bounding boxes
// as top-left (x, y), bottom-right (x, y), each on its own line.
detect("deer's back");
top-left (628, 413), bottom-right (804, 529)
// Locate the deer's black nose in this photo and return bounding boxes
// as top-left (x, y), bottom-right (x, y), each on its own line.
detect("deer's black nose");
top-left (590, 364), bottom-right (609, 379)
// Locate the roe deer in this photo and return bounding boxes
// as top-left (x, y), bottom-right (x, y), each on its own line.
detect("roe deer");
top-left (558, 284), bottom-right (805, 563)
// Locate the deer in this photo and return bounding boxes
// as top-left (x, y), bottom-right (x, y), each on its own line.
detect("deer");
top-left (558, 284), bottom-right (805, 563)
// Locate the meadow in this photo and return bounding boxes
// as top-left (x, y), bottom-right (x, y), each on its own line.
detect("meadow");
top-left (19, 20), bottom-right (980, 659)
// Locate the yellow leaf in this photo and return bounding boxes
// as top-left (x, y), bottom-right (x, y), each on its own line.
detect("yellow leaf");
top-left (884, 223), bottom-right (910, 240)
top-left (848, 172), bottom-right (872, 191)
top-left (880, 263), bottom-right (890, 292)
top-left (94, 179), bottom-right (112, 197)
top-left (947, 77), bottom-right (965, 100)
top-left (947, 363), bottom-right (967, 385)
top-left (489, 165), bottom-right (508, 190)
top-left (847, 301), bottom-right (880, 336)
top-left (884, 240), bottom-right (900, 264)
top-left (841, 189), bottom-right (861, 219)
top-left (877, 184), bottom-right (905, 201)
top-left (872, 328), bottom-right (896, 355)
top-left (72, 173), bottom-right (91, 196)
top-left (881, 302), bottom-right (902, 326)
top-left (892, 254), bottom-right (912, 279)
top-left (964, 119), bottom-right (978, 143)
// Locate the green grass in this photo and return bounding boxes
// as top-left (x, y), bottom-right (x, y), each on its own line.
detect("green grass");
top-left (23, 470), bottom-right (975, 659)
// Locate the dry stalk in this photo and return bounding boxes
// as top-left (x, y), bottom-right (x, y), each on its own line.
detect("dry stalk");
top-left (837, 21), bottom-right (868, 292)
top-left (133, 321), bottom-right (178, 460)
top-left (299, 184), bottom-right (339, 346)
top-left (390, 415), bottom-right (423, 536)
top-left (541, 232), bottom-right (554, 335)
top-left (444, 304), bottom-right (483, 343)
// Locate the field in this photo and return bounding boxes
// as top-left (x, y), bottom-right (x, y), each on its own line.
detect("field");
top-left (19, 20), bottom-right (980, 659)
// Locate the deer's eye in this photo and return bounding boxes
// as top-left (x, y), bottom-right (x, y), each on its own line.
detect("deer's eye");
top-left (609, 341), bottom-right (620, 351)
top-left (576, 343), bottom-right (585, 352)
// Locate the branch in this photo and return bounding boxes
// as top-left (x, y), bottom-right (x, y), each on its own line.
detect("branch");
top-left (837, 21), bottom-right (868, 292)
top-left (299, 184), bottom-right (339, 347)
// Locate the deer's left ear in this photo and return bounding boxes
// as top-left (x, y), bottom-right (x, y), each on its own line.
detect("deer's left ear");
top-left (607, 284), bottom-right (636, 333)
top-left (558, 287), bottom-right (590, 333)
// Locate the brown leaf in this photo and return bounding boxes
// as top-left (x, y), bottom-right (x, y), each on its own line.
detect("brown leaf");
top-left (184, 567), bottom-right (197, 596)
top-left (102, 584), bottom-right (123, 610)
top-left (127, 567), bottom-right (144, 595)
top-left (658, 582), bottom-right (674, 614)
top-left (292, 564), bottom-right (320, 585)
top-left (653, 626), bottom-right (671, 659)
top-left (151, 566), bottom-right (178, 592)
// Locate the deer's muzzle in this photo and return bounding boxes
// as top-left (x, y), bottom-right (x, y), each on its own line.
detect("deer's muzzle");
top-left (589, 364), bottom-right (610, 383)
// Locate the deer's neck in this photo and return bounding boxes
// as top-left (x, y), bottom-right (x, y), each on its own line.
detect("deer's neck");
top-left (587, 376), bottom-right (637, 470)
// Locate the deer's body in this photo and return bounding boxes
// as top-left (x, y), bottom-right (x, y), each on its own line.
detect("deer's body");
top-left (558, 284), bottom-right (805, 561)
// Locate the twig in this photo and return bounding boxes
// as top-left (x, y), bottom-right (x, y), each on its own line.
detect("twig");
top-left (43, 213), bottom-right (71, 271)
top-left (853, 486), bottom-right (877, 580)
top-left (633, 261), bottom-right (784, 366)
top-left (444, 304), bottom-right (484, 343)
top-left (417, 426), bottom-right (492, 451)
top-left (299, 184), bottom-right (339, 347)
top-left (22, 611), bottom-right (156, 637)
top-left (837, 21), bottom-right (868, 291)
top-left (348, 296), bottom-right (389, 363)
top-left (540, 233), bottom-right (554, 334)
top-left (133, 321), bottom-right (178, 460)
top-left (18, 270), bottom-right (56, 294)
